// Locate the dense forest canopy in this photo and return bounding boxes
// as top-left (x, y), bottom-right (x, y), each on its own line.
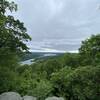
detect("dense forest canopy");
top-left (0, 0), bottom-right (100, 100)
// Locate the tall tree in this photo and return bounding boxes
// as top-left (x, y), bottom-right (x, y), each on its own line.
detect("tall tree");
top-left (0, 0), bottom-right (31, 67)
top-left (0, 0), bottom-right (31, 54)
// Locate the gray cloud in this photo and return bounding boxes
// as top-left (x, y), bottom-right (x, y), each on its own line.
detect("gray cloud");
top-left (12, 0), bottom-right (100, 52)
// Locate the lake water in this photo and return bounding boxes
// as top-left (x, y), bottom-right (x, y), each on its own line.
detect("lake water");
top-left (21, 59), bottom-right (35, 65)
top-left (21, 53), bottom-right (58, 65)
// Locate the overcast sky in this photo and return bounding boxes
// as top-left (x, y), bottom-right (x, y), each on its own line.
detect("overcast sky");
top-left (11, 0), bottom-right (100, 52)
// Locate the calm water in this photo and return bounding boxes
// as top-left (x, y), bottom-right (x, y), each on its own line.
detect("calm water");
top-left (21, 53), bottom-right (57, 65)
top-left (21, 59), bottom-right (35, 65)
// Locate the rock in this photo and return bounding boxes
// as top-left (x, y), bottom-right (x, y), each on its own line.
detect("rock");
top-left (23, 96), bottom-right (37, 100)
top-left (0, 92), bottom-right (22, 100)
top-left (45, 96), bottom-right (64, 100)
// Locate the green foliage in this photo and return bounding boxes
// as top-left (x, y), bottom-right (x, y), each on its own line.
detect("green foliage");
top-left (58, 53), bottom-right (80, 67)
top-left (0, 53), bottom-right (19, 70)
top-left (30, 58), bottom-right (62, 79)
top-left (0, 33), bottom-right (100, 100)
top-left (0, 0), bottom-right (17, 14)
top-left (31, 79), bottom-right (53, 100)
top-left (0, 0), bottom-right (31, 77)
top-left (0, 1), bottom-right (100, 100)
top-left (0, 0), bottom-right (31, 55)
top-left (79, 34), bottom-right (100, 65)
top-left (51, 66), bottom-right (100, 100)
top-left (0, 66), bottom-right (19, 93)
top-left (17, 79), bottom-right (53, 100)
top-left (51, 67), bottom-right (73, 97)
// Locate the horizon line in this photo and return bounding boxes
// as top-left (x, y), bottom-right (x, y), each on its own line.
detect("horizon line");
top-left (29, 49), bottom-right (79, 53)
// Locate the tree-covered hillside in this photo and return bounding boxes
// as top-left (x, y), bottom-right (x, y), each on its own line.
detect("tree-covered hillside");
top-left (0, 0), bottom-right (100, 100)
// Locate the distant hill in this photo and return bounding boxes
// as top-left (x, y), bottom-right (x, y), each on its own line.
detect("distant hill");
top-left (21, 52), bottom-right (64, 61)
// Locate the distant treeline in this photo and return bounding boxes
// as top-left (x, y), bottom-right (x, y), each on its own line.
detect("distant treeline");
top-left (20, 52), bottom-right (64, 61)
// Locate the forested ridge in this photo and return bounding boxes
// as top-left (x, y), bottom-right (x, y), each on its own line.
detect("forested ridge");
top-left (0, 0), bottom-right (100, 100)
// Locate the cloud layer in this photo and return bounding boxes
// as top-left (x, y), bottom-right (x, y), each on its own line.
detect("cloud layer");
top-left (13, 0), bottom-right (100, 52)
